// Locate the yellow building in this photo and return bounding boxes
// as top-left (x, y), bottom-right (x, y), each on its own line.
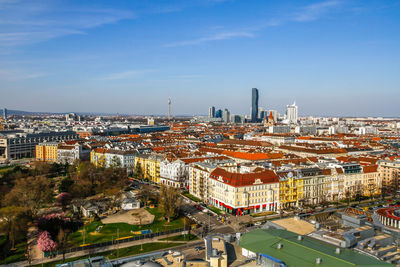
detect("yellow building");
top-left (134, 154), bottom-right (163, 183)
top-left (35, 142), bottom-right (59, 162)
top-left (90, 148), bottom-right (107, 167)
top-left (278, 171), bottom-right (304, 208)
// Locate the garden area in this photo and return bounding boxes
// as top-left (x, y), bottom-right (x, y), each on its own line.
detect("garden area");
top-left (68, 207), bottom-right (185, 246)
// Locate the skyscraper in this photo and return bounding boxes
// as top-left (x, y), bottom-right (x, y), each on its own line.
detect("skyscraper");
top-left (215, 109), bottom-right (222, 118)
top-left (251, 88), bottom-right (259, 123)
top-left (2, 108), bottom-right (7, 120)
top-left (209, 106), bottom-right (215, 118)
top-left (286, 102), bottom-right (298, 124)
top-left (222, 109), bottom-right (230, 123)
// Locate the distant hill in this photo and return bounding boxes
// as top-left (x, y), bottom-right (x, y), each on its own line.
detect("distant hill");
top-left (3, 109), bottom-right (195, 117)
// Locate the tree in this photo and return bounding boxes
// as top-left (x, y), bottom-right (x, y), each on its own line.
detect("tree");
top-left (57, 228), bottom-right (70, 263)
top-left (58, 177), bottom-right (74, 193)
top-left (136, 185), bottom-right (154, 207)
top-left (4, 176), bottom-right (53, 216)
top-left (56, 193), bottom-right (72, 212)
top-left (69, 161), bottom-right (127, 197)
top-left (344, 189), bottom-right (351, 206)
top-left (135, 162), bottom-right (143, 180)
top-left (0, 206), bottom-right (29, 250)
top-left (37, 231), bottom-right (57, 253)
top-left (110, 156), bottom-right (122, 168)
top-left (159, 186), bottom-right (181, 223)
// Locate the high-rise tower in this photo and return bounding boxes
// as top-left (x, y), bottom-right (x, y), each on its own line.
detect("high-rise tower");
top-left (2, 108), bottom-right (7, 121)
top-left (286, 101), bottom-right (298, 124)
top-left (209, 106), bottom-right (215, 118)
top-left (251, 88), bottom-right (259, 123)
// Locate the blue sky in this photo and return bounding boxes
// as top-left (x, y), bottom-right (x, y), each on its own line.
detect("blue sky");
top-left (1, 0), bottom-right (399, 117)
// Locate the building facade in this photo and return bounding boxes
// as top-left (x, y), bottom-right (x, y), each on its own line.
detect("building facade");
top-left (35, 142), bottom-right (59, 162)
top-left (208, 168), bottom-right (280, 215)
top-left (0, 131), bottom-right (78, 160)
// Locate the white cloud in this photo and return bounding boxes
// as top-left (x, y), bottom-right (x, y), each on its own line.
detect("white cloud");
top-left (0, 68), bottom-right (47, 80)
top-left (165, 31), bottom-right (255, 47)
top-left (0, 1), bottom-right (134, 47)
top-left (165, 1), bottom-right (341, 47)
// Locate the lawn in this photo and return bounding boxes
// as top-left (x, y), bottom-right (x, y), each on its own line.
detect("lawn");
top-left (33, 242), bottom-right (184, 267)
top-left (182, 192), bottom-right (201, 202)
top-left (69, 207), bottom-right (184, 246)
top-left (159, 234), bottom-right (198, 242)
top-left (0, 237), bottom-right (27, 265)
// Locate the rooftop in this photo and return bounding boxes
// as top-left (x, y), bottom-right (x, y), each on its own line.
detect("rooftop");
top-left (240, 229), bottom-right (393, 267)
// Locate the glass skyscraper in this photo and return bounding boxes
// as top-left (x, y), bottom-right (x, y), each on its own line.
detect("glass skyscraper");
top-left (251, 88), bottom-right (259, 123)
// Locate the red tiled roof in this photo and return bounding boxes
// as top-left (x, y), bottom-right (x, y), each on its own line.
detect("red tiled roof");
top-left (363, 165), bottom-right (378, 173)
top-left (210, 167), bottom-right (279, 187)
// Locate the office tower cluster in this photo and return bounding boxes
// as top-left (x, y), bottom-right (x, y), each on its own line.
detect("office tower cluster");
top-left (207, 88), bottom-right (298, 124)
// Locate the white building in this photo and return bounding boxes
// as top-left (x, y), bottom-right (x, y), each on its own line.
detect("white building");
top-left (286, 102), bottom-right (298, 124)
top-left (58, 143), bottom-right (90, 164)
top-left (268, 125), bottom-right (291, 134)
top-left (160, 159), bottom-right (187, 188)
top-left (105, 150), bottom-right (136, 170)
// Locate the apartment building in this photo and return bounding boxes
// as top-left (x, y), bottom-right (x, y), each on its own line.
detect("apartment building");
top-left (160, 159), bottom-right (187, 188)
top-left (378, 159), bottom-right (400, 191)
top-left (134, 154), bottom-right (164, 183)
top-left (208, 167), bottom-right (280, 215)
top-left (90, 148), bottom-right (107, 167)
top-left (277, 171), bottom-right (304, 208)
top-left (35, 142), bottom-right (58, 162)
top-left (58, 143), bottom-right (90, 164)
top-left (189, 162), bottom-right (216, 202)
top-left (105, 150), bottom-right (136, 170)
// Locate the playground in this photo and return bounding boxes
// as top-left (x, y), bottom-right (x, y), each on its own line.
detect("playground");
top-left (101, 208), bottom-right (155, 225)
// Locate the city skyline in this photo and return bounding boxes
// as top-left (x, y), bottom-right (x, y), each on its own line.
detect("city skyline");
top-left (1, 0), bottom-right (400, 117)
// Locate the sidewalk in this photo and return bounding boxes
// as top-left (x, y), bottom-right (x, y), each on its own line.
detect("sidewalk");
top-left (9, 232), bottom-right (197, 267)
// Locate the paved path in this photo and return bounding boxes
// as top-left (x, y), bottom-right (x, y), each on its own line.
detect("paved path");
top-left (7, 232), bottom-right (199, 267)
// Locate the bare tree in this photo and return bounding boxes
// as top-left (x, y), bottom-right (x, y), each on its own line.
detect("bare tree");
top-left (159, 185), bottom-right (181, 223)
top-left (136, 185), bottom-right (154, 207)
top-left (57, 228), bottom-right (71, 263)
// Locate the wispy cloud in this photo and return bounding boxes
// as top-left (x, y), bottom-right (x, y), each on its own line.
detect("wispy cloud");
top-left (0, 68), bottom-right (47, 80)
top-left (165, 0), bottom-right (341, 47)
top-left (0, 1), bottom-right (134, 47)
top-left (101, 69), bottom-right (155, 80)
top-left (293, 1), bottom-right (340, 22)
top-left (165, 31), bottom-right (255, 47)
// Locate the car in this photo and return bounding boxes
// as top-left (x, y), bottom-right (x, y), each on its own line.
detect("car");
top-left (195, 246), bottom-right (204, 251)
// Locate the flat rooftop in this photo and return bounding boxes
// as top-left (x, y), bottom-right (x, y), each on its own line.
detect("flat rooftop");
top-left (271, 217), bottom-right (315, 235)
top-left (240, 229), bottom-right (394, 267)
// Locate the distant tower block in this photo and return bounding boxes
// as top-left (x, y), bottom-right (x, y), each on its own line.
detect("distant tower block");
top-left (168, 96), bottom-right (171, 120)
